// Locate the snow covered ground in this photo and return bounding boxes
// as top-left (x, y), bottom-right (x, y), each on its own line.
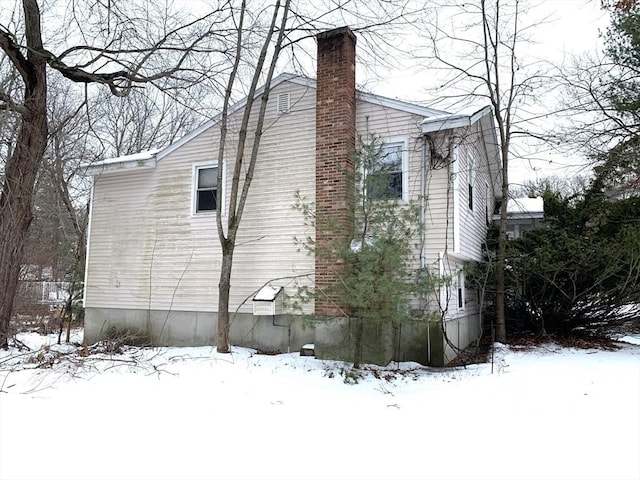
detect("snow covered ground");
top-left (1, 331), bottom-right (639, 480)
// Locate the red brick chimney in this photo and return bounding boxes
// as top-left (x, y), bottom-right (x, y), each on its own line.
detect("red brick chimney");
top-left (315, 27), bottom-right (356, 316)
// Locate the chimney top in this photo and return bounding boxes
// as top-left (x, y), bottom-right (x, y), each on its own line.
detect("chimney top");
top-left (317, 26), bottom-right (357, 45)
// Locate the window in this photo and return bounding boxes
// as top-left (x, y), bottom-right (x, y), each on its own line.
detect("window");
top-left (468, 158), bottom-right (476, 211)
top-left (368, 141), bottom-right (406, 200)
top-left (194, 165), bottom-right (218, 213)
top-left (485, 181), bottom-right (491, 226)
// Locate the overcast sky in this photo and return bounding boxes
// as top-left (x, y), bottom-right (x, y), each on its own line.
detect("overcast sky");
top-left (368, 0), bottom-right (612, 186)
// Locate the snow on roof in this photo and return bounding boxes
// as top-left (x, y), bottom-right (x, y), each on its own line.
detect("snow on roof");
top-left (101, 149), bottom-right (161, 165)
top-left (253, 285), bottom-right (282, 302)
top-left (507, 197), bottom-right (544, 214)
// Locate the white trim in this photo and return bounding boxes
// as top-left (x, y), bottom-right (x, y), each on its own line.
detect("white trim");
top-left (82, 177), bottom-right (95, 308)
top-left (85, 150), bottom-right (158, 175)
top-left (191, 162), bottom-right (224, 216)
top-left (452, 144), bottom-right (460, 254)
top-left (420, 105), bottom-right (493, 133)
top-left (357, 91), bottom-right (448, 118)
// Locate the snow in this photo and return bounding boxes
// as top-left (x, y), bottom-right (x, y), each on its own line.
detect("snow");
top-left (100, 149), bottom-right (160, 166)
top-left (1, 331), bottom-right (639, 480)
top-left (619, 335), bottom-right (640, 346)
top-left (507, 197), bottom-right (544, 214)
top-left (253, 284), bottom-right (282, 301)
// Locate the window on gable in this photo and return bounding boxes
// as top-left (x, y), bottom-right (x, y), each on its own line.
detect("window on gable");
top-left (194, 165), bottom-right (218, 213)
top-left (368, 142), bottom-right (405, 200)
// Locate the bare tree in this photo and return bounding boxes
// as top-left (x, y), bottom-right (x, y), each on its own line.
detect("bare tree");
top-left (215, 0), bottom-right (292, 353)
top-left (90, 86), bottom-right (211, 158)
top-left (414, 0), bottom-right (551, 342)
top-left (212, 0), bottom-right (418, 353)
top-left (0, 0), bottom-right (233, 348)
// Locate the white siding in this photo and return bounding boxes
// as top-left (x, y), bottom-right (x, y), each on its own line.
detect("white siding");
top-left (86, 79), bottom-right (494, 325)
top-left (457, 124), bottom-right (494, 261)
top-left (86, 80), bottom-right (317, 314)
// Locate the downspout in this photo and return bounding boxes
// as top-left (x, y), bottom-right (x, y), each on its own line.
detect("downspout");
top-left (420, 136), bottom-right (427, 271)
top-left (422, 136), bottom-right (430, 365)
top-left (272, 312), bottom-right (291, 353)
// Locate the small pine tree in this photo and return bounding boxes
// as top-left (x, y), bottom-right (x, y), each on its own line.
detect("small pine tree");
top-left (294, 134), bottom-right (430, 367)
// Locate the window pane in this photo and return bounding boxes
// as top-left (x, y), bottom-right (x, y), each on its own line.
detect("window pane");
top-left (198, 167), bottom-right (217, 188)
top-left (197, 189), bottom-right (216, 211)
top-left (369, 143), bottom-right (403, 199)
top-left (381, 144), bottom-right (402, 171)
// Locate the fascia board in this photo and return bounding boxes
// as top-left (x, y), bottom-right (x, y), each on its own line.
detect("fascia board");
top-left (85, 153), bottom-right (158, 176)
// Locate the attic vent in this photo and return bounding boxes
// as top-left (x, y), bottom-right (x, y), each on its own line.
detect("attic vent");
top-left (277, 92), bottom-right (290, 114)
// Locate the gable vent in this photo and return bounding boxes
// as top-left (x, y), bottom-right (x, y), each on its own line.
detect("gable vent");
top-left (277, 92), bottom-right (290, 114)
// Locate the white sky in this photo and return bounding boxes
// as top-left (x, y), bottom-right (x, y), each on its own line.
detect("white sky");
top-left (1, 0), bottom-right (613, 186)
top-left (379, 0), bottom-right (612, 186)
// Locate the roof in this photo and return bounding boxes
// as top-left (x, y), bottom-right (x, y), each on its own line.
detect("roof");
top-left (86, 73), bottom-right (451, 175)
top-left (507, 197), bottom-right (544, 214)
top-left (421, 105), bottom-right (502, 199)
top-left (420, 105), bottom-right (493, 133)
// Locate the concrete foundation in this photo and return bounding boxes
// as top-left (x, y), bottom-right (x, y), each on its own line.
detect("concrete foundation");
top-left (84, 307), bottom-right (315, 353)
top-left (84, 307), bottom-right (481, 366)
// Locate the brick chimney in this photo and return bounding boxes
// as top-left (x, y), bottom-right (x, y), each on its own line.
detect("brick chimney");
top-left (315, 27), bottom-right (356, 316)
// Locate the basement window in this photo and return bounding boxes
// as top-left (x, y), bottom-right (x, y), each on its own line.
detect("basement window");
top-left (193, 164), bottom-right (218, 214)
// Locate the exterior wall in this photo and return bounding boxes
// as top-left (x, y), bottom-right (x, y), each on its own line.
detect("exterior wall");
top-left (85, 78), bottom-right (317, 319)
top-left (84, 72), bottom-right (496, 366)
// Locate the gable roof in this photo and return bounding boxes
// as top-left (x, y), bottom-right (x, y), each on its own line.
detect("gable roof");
top-left (154, 74), bottom-right (449, 165)
top-left (87, 73), bottom-right (488, 175)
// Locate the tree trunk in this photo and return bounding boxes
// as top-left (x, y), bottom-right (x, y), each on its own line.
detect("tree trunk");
top-left (353, 317), bottom-right (364, 369)
top-left (494, 144), bottom-right (509, 344)
top-left (217, 242), bottom-right (234, 353)
top-left (0, 0), bottom-right (48, 349)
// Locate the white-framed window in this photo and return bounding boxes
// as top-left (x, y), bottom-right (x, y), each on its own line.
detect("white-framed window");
top-left (457, 269), bottom-right (466, 312)
top-left (192, 164), bottom-right (220, 215)
top-left (368, 139), bottom-right (408, 202)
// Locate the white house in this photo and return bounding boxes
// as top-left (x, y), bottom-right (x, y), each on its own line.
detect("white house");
top-left (83, 27), bottom-right (501, 366)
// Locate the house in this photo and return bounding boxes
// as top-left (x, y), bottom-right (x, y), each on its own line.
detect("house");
top-left (496, 196), bottom-right (544, 239)
top-left (83, 27), bottom-right (502, 366)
